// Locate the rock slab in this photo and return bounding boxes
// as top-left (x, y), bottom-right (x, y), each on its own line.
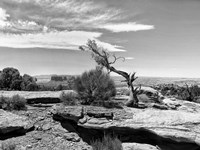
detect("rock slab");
top-left (0, 109), bottom-right (33, 135)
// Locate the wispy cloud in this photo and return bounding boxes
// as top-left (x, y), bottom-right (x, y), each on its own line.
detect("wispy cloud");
top-left (0, 31), bottom-right (125, 51)
top-left (125, 57), bottom-right (134, 60)
top-left (0, 0), bottom-right (154, 51)
top-left (100, 22), bottom-right (155, 32)
top-left (0, 0), bottom-right (122, 33)
top-left (0, 8), bottom-right (10, 28)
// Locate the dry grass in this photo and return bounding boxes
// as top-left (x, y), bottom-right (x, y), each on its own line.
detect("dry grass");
top-left (91, 135), bottom-right (122, 150)
top-left (59, 91), bottom-right (78, 106)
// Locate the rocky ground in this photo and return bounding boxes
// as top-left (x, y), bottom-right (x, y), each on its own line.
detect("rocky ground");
top-left (0, 106), bottom-right (92, 150)
top-left (1, 89), bottom-right (200, 150)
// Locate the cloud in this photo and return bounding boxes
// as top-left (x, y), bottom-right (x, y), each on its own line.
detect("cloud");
top-left (100, 22), bottom-right (155, 32)
top-left (125, 57), bottom-right (134, 60)
top-left (0, 31), bottom-right (125, 52)
top-left (0, 0), bottom-right (154, 33)
top-left (0, 0), bottom-right (121, 33)
top-left (0, 0), bottom-right (154, 50)
top-left (0, 8), bottom-right (10, 28)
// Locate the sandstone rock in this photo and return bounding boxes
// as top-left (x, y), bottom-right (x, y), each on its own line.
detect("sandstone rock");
top-left (122, 143), bottom-right (159, 150)
top-left (85, 106), bottom-right (114, 119)
top-left (0, 106), bottom-right (92, 150)
top-left (150, 103), bottom-right (168, 110)
top-left (78, 116), bottom-right (88, 124)
top-left (50, 100), bottom-right (200, 149)
top-left (63, 133), bottom-right (81, 142)
top-left (42, 124), bottom-right (51, 131)
top-left (87, 118), bottom-right (110, 125)
top-left (53, 105), bottom-right (83, 122)
top-left (76, 105), bottom-right (200, 148)
top-left (0, 109), bottom-right (33, 135)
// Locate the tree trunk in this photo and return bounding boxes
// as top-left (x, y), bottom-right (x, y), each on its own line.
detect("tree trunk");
top-left (125, 84), bottom-right (139, 107)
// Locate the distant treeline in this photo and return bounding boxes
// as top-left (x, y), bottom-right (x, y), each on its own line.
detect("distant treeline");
top-left (0, 67), bottom-right (76, 91)
top-left (51, 75), bottom-right (76, 82)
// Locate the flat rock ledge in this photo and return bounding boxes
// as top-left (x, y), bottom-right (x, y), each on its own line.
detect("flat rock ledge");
top-left (0, 90), bottom-right (75, 104)
top-left (52, 103), bottom-right (200, 149)
top-left (0, 109), bottom-right (33, 136)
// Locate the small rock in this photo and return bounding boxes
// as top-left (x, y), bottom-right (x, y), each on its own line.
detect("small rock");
top-left (42, 124), bottom-right (51, 131)
top-left (63, 133), bottom-right (81, 142)
top-left (26, 145), bottom-right (32, 148)
top-left (79, 116), bottom-right (87, 124)
top-left (32, 132), bottom-right (43, 140)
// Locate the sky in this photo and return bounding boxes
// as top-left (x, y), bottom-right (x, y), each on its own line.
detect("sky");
top-left (0, 0), bottom-right (200, 78)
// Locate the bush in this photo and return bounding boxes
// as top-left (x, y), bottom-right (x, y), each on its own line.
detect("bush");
top-left (11, 95), bottom-right (27, 110)
top-left (157, 84), bottom-right (200, 102)
top-left (91, 135), bottom-right (122, 150)
top-left (0, 95), bottom-right (26, 111)
top-left (55, 84), bottom-right (63, 91)
top-left (0, 96), bottom-right (8, 109)
top-left (60, 91), bottom-right (78, 106)
top-left (74, 67), bottom-right (116, 105)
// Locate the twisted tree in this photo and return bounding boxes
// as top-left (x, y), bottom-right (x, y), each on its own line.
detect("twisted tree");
top-left (79, 40), bottom-right (140, 107)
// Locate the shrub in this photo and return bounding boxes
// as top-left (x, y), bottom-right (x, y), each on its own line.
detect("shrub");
top-left (74, 67), bottom-right (116, 106)
top-left (1, 141), bottom-right (16, 150)
top-left (157, 84), bottom-right (200, 102)
top-left (55, 84), bottom-right (63, 91)
top-left (0, 95), bottom-right (26, 111)
top-left (0, 96), bottom-right (8, 109)
top-left (25, 82), bottom-right (38, 91)
top-left (11, 95), bottom-right (27, 110)
top-left (60, 91), bottom-right (78, 106)
top-left (91, 135), bottom-right (122, 150)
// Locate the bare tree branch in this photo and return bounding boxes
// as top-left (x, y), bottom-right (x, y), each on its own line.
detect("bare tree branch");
top-left (109, 55), bottom-right (125, 65)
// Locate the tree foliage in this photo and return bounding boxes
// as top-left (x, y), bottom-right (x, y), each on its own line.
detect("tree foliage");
top-left (0, 67), bottom-right (38, 91)
top-left (0, 67), bottom-right (22, 90)
top-left (21, 74), bottom-right (38, 91)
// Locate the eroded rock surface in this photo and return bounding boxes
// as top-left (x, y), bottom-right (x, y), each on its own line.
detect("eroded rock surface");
top-left (0, 109), bottom-right (33, 137)
top-left (1, 89), bottom-right (200, 150)
top-left (53, 103), bottom-right (200, 150)
top-left (0, 107), bottom-right (92, 150)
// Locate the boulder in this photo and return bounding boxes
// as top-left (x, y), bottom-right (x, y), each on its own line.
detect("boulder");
top-left (0, 109), bottom-right (33, 137)
top-left (52, 105), bottom-right (83, 122)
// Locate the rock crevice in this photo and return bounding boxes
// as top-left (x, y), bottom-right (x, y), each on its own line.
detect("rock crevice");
top-left (52, 105), bottom-right (200, 150)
